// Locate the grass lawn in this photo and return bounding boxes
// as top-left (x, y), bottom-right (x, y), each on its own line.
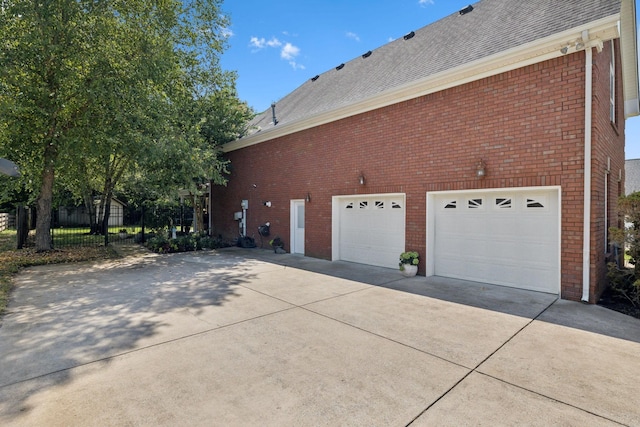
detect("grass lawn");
top-left (0, 230), bottom-right (119, 318)
top-left (51, 226), bottom-right (142, 247)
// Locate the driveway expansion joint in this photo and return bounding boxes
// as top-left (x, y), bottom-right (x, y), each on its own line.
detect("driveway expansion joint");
top-left (406, 296), bottom-right (561, 425)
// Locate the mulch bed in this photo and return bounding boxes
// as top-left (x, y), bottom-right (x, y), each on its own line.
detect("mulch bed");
top-left (598, 287), bottom-right (640, 320)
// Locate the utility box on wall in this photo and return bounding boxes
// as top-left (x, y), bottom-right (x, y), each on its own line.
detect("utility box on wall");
top-left (234, 211), bottom-right (242, 220)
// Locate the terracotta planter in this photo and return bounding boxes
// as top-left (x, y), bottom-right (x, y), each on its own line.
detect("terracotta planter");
top-left (400, 264), bottom-right (418, 277)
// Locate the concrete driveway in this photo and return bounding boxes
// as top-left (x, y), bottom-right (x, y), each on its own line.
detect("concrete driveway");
top-left (0, 247), bottom-right (639, 426)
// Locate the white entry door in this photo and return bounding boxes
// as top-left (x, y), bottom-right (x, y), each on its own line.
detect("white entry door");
top-left (290, 200), bottom-right (305, 254)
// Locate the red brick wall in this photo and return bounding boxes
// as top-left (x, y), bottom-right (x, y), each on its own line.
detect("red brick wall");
top-left (590, 40), bottom-right (626, 302)
top-left (211, 48), bottom-right (624, 301)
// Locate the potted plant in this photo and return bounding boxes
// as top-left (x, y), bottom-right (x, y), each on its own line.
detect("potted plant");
top-left (269, 237), bottom-right (285, 253)
top-left (399, 251), bottom-right (419, 277)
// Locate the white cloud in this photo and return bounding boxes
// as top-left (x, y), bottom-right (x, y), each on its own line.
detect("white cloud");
top-left (266, 38), bottom-right (282, 48)
top-left (221, 28), bottom-right (234, 38)
top-left (250, 37), bottom-right (304, 70)
top-left (288, 61), bottom-right (306, 71)
top-left (249, 36), bottom-right (266, 48)
top-left (346, 31), bottom-right (360, 42)
top-left (280, 42), bottom-right (300, 60)
top-left (249, 36), bottom-right (281, 49)
top-left (419, 0), bottom-right (435, 6)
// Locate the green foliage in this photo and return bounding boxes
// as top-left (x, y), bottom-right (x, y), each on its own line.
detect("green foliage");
top-left (399, 251), bottom-right (419, 271)
top-left (606, 263), bottom-right (640, 308)
top-left (269, 237), bottom-right (284, 247)
top-left (197, 235), bottom-right (227, 250)
top-left (145, 235), bottom-right (177, 254)
top-left (607, 192), bottom-right (640, 308)
top-left (0, 0), bottom-right (252, 250)
top-left (144, 233), bottom-right (229, 253)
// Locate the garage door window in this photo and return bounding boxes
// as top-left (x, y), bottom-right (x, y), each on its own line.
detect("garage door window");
top-left (495, 198), bottom-right (512, 209)
top-left (468, 198), bottom-right (483, 209)
top-left (526, 198), bottom-right (545, 208)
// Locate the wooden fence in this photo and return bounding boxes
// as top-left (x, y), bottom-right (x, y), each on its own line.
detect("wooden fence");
top-left (0, 213), bottom-right (11, 232)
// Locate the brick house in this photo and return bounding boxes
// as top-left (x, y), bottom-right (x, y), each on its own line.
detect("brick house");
top-left (211, 0), bottom-right (639, 302)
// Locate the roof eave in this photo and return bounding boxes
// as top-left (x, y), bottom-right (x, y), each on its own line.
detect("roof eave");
top-left (621, 0), bottom-right (639, 118)
top-left (223, 13), bottom-right (621, 153)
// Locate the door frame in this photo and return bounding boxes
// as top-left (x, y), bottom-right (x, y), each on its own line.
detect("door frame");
top-left (290, 199), bottom-right (305, 254)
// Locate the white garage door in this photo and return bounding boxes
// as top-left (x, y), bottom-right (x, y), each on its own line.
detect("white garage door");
top-left (336, 195), bottom-right (405, 269)
top-left (432, 188), bottom-right (559, 294)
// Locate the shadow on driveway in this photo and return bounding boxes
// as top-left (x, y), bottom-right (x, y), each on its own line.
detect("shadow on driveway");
top-left (0, 251), bottom-right (272, 417)
top-left (1, 246), bottom-right (639, 425)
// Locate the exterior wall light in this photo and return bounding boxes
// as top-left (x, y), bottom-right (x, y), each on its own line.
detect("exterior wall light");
top-left (306, 193), bottom-right (311, 203)
top-left (476, 159), bottom-right (487, 178)
top-left (359, 174), bottom-right (365, 185)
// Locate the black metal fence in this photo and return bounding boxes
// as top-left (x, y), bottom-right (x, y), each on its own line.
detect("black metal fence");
top-left (11, 203), bottom-right (200, 249)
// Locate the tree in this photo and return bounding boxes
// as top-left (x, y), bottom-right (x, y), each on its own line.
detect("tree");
top-left (0, 0), bottom-right (235, 250)
top-left (114, 82), bottom-right (253, 232)
top-left (608, 193), bottom-right (640, 308)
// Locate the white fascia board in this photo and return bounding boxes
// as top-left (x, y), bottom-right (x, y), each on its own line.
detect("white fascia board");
top-left (620, 0), bottom-right (640, 118)
top-left (223, 14), bottom-right (621, 153)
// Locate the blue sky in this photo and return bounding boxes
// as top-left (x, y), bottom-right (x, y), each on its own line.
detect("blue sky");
top-left (219, 0), bottom-right (640, 159)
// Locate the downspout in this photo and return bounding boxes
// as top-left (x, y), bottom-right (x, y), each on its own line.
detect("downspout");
top-left (582, 46), bottom-right (593, 302)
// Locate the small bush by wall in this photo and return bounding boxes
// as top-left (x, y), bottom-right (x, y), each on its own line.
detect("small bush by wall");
top-left (607, 192), bottom-right (640, 310)
top-left (144, 233), bottom-right (231, 253)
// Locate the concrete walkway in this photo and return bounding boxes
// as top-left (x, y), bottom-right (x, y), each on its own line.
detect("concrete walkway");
top-left (0, 246), bottom-right (639, 426)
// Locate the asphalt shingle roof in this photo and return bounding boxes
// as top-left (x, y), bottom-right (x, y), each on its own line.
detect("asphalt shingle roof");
top-left (246, 0), bottom-right (620, 135)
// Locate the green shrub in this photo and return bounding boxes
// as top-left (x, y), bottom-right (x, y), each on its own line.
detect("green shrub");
top-left (144, 233), bottom-right (230, 253)
top-left (175, 235), bottom-right (197, 252)
top-left (145, 235), bottom-right (177, 253)
top-left (608, 192), bottom-right (640, 308)
top-left (197, 235), bottom-right (220, 249)
top-left (607, 263), bottom-right (640, 308)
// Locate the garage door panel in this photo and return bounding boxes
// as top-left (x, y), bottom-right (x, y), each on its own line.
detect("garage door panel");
top-left (337, 195), bottom-right (405, 269)
top-left (432, 189), bottom-right (559, 294)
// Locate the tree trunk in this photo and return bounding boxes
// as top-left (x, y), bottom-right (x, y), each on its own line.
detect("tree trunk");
top-left (195, 195), bottom-right (205, 234)
top-left (16, 206), bottom-right (29, 249)
top-left (35, 151), bottom-right (55, 251)
top-left (83, 190), bottom-right (99, 234)
top-left (101, 197), bottom-right (112, 237)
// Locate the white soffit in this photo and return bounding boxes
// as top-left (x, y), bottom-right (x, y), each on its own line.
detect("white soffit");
top-left (620, 0), bottom-right (640, 117)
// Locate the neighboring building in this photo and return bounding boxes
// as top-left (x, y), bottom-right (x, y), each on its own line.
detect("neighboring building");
top-left (211, 0), bottom-right (639, 302)
top-left (625, 158), bottom-right (640, 194)
top-left (57, 198), bottom-right (125, 227)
